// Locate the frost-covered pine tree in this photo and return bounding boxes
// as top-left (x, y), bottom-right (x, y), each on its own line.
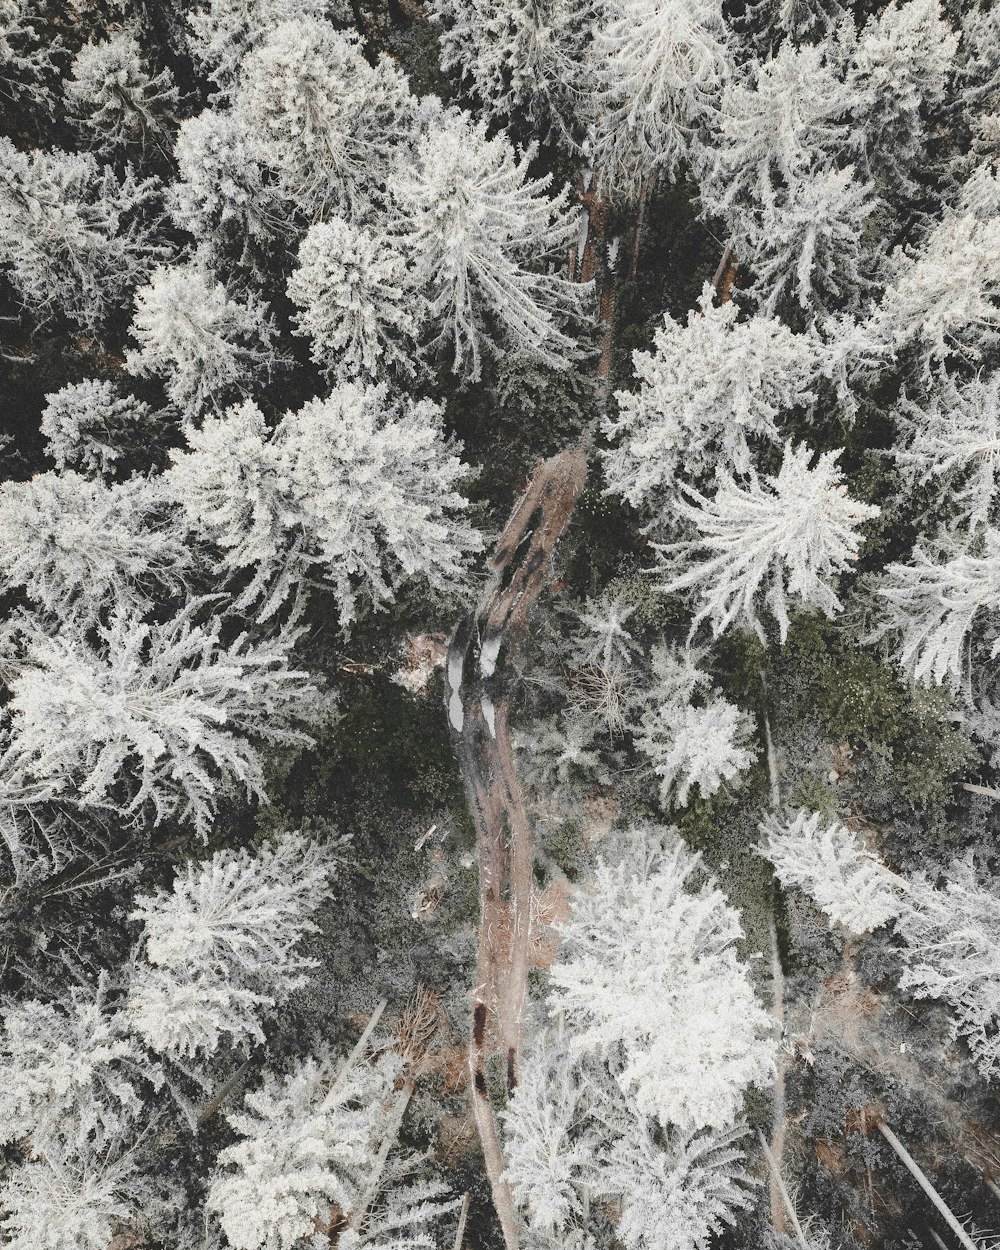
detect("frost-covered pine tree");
top-left (549, 826), bottom-right (773, 1130)
top-left (896, 856), bottom-right (1000, 1078)
top-left (0, 0), bottom-right (59, 106)
top-left (864, 209), bottom-right (1000, 369)
top-left (127, 831), bottom-right (335, 1057)
top-left (697, 41), bottom-right (864, 233)
top-left (891, 371), bottom-right (1000, 529)
top-left (873, 529), bottom-right (1000, 684)
top-left (742, 166), bottom-right (876, 319)
top-left (760, 808), bottom-right (905, 934)
top-left (428, 0), bottom-right (594, 141)
top-left (207, 1041), bottom-right (455, 1250)
top-left (602, 285), bottom-right (819, 506)
top-left (599, 1114), bottom-right (753, 1250)
top-left (65, 31), bottom-right (179, 156)
top-left (0, 140), bottom-right (165, 329)
top-left (164, 386), bottom-right (481, 626)
top-left (592, 0), bottom-right (731, 199)
top-left (396, 112), bottom-right (583, 377)
top-left (657, 443), bottom-right (879, 642)
top-left (287, 217), bottom-right (420, 380)
top-left (40, 379), bottom-right (157, 478)
top-left (846, 0), bottom-right (958, 210)
top-left (1, 602), bottom-right (320, 835)
top-left (186, 0), bottom-right (336, 93)
top-left (171, 109), bottom-right (291, 262)
top-left (502, 1026), bottom-right (754, 1250)
top-left (0, 984), bottom-right (144, 1154)
top-left (0, 1133), bottom-right (148, 1250)
top-left (638, 696), bottom-right (757, 809)
top-left (0, 471), bottom-right (188, 621)
top-left (125, 262), bottom-right (283, 416)
top-left (235, 18), bottom-right (412, 222)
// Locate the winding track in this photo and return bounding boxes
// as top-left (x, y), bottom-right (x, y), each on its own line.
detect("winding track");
top-left (445, 448), bottom-right (588, 1250)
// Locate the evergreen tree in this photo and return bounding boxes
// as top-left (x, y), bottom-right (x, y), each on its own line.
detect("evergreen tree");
top-left (0, 140), bottom-right (165, 329)
top-left (40, 380), bottom-right (158, 478)
top-left (396, 112), bottom-right (584, 377)
top-left (657, 443), bottom-right (879, 642)
top-left (125, 261), bottom-right (284, 416)
top-left (65, 31), bottom-right (179, 156)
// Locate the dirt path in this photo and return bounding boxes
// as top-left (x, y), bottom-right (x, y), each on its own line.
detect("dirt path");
top-left (445, 448), bottom-right (588, 1250)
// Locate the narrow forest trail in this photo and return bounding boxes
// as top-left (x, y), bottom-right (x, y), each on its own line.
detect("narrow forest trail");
top-left (445, 448), bottom-right (588, 1250)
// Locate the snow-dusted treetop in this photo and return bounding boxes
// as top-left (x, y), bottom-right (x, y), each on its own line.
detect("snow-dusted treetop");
top-left (657, 443), bottom-right (879, 643)
top-left (287, 217), bottom-right (419, 381)
top-left (396, 111), bottom-right (584, 378)
top-left (892, 371), bottom-right (1000, 529)
top-left (0, 139), bottom-right (165, 329)
top-left (0, 471), bottom-right (187, 622)
top-left (128, 830), bottom-right (335, 1057)
top-left (186, 0), bottom-right (334, 90)
top-left (550, 826), bottom-right (773, 1131)
top-left (760, 808), bottom-right (905, 934)
top-left (603, 286), bottom-right (820, 506)
top-left (40, 379), bottom-right (156, 478)
top-left (897, 855), bottom-right (1000, 1079)
top-left (865, 210), bottom-right (1000, 367)
top-left (65, 31), bottom-right (179, 155)
top-left (873, 528), bottom-right (1000, 685)
top-left (236, 18), bottom-right (412, 223)
top-left (125, 262), bottom-right (282, 416)
top-left (1, 603), bottom-right (319, 835)
top-left (638, 696), bottom-right (757, 809)
top-left (164, 385), bottom-right (482, 626)
top-left (593, 0), bottom-right (731, 199)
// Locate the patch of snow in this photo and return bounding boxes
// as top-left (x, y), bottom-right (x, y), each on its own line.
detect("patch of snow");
top-left (449, 691), bottom-right (464, 733)
top-left (481, 693), bottom-right (496, 740)
top-left (479, 634), bottom-right (502, 678)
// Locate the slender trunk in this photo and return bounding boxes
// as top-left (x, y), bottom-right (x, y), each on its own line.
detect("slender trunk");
top-left (331, 999), bottom-right (387, 1095)
top-left (877, 1121), bottom-right (978, 1250)
top-left (453, 1193), bottom-right (470, 1250)
top-left (758, 1131), bottom-right (808, 1249)
top-left (963, 782), bottom-right (1000, 800)
top-left (197, 1057), bottom-right (255, 1128)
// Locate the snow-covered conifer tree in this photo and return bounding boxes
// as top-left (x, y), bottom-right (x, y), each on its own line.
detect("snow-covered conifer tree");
top-left (0, 471), bottom-right (188, 621)
top-left (846, 0), bottom-right (957, 209)
top-left (428, 0), bottom-right (594, 141)
top-left (125, 262), bottom-right (283, 416)
top-left (186, 0), bottom-right (335, 92)
top-left (599, 1115), bottom-right (753, 1250)
top-left (549, 827), bottom-right (773, 1130)
top-left (592, 0), bottom-right (730, 199)
top-left (0, 985), bottom-right (144, 1154)
top-left (657, 443), bottom-right (879, 642)
top-left (65, 32), bottom-right (179, 155)
top-left (638, 696), bottom-right (757, 808)
top-left (127, 831), bottom-right (335, 1056)
top-left (207, 1041), bottom-right (455, 1249)
top-left (236, 18), bottom-right (412, 222)
top-left (287, 217), bottom-right (420, 380)
top-left (760, 808), bottom-right (905, 933)
top-left (897, 856), bottom-right (1000, 1078)
top-left (0, 140), bottom-right (165, 329)
top-left (698, 41), bottom-right (863, 230)
top-left (0, 1136), bottom-right (146, 1250)
top-left (164, 386), bottom-right (481, 625)
top-left (873, 529), bottom-right (1000, 684)
top-left (171, 109), bottom-right (290, 260)
top-left (892, 371), bottom-right (1000, 529)
top-left (1, 603), bottom-right (320, 835)
top-left (0, 0), bottom-right (58, 105)
top-left (396, 113), bottom-right (583, 377)
top-left (864, 210), bottom-right (1000, 368)
top-left (602, 286), bottom-right (819, 506)
top-left (742, 166), bottom-right (876, 319)
top-left (40, 380), bottom-right (157, 478)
